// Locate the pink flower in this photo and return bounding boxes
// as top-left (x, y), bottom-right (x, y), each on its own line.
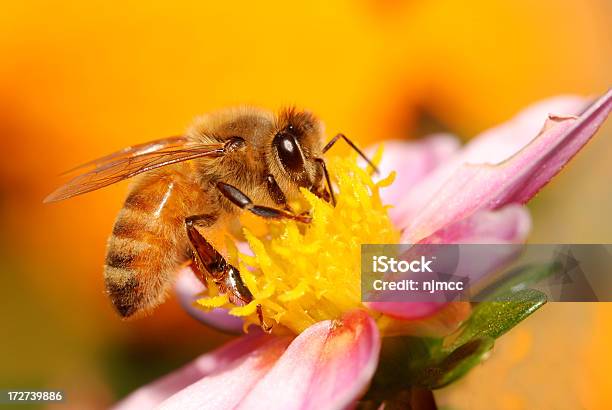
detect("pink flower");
top-left (114, 90), bottom-right (611, 410)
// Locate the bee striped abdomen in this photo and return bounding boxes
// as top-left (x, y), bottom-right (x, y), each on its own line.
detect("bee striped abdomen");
top-left (104, 173), bottom-right (193, 318)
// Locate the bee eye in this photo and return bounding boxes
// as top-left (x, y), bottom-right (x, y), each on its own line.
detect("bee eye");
top-left (273, 132), bottom-right (305, 173)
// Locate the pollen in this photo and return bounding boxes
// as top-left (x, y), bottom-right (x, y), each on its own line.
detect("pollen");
top-left (197, 149), bottom-right (400, 334)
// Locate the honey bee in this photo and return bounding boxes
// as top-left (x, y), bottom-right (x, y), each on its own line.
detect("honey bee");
top-left (45, 107), bottom-right (377, 330)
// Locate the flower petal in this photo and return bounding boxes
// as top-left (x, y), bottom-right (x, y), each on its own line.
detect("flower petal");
top-left (236, 309), bottom-right (380, 410)
top-left (369, 135), bottom-right (460, 216)
top-left (397, 91), bottom-right (611, 242)
top-left (394, 96), bottom-right (587, 224)
top-left (156, 334), bottom-right (292, 410)
top-left (175, 267), bottom-right (243, 333)
top-left (113, 332), bottom-right (289, 410)
top-left (368, 205), bottom-right (531, 321)
top-left (415, 204), bottom-right (531, 244)
top-left (417, 206), bottom-right (531, 302)
top-left (377, 301), bottom-right (471, 338)
top-left (367, 301), bottom-right (446, 322)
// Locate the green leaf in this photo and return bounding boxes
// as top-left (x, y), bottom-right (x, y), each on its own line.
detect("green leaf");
top-left (364, 287), bottom-right (548, 399)
top-left (364, 263), bottom-right (551, 401)
top-left (448, 288), bottom-right (547, 350)
top-left (475, 262), bottom-right (558, 301)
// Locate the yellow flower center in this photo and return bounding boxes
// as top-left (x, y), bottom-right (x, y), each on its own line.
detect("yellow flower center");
top-left (197, 149), bottom-right (400, 334)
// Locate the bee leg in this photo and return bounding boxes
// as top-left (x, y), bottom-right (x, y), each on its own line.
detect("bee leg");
top-left (185, 217), bottom-right (272, 333)
top-left (323, 133), bottom-right (379, 175)
top-left (265, 174), bottom-right (292, 211)
top-left (184, 214), bottom-right (221, 280)
top-left (314, 158), bottom-right (335, 206)
top-left (256, 304), bottom-right (270, 333)
top-left (216, 182), bottom-right (312, 223)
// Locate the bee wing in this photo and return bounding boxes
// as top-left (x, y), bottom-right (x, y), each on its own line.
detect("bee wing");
top-left (44, 140), bottom-right (226, 202)
top-left (60, 135), bottom-right (189, 175)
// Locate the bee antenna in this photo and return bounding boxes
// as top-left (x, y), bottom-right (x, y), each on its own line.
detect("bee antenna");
top-left (323, 133), bottom-right (379, 175)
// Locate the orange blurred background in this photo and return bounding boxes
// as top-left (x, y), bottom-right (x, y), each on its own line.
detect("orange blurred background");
top-left (0, 1), bottom-right (610, 409)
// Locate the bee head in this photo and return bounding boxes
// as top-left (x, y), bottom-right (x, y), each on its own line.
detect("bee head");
top-left (270, 108), bottom-right (328, 200)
